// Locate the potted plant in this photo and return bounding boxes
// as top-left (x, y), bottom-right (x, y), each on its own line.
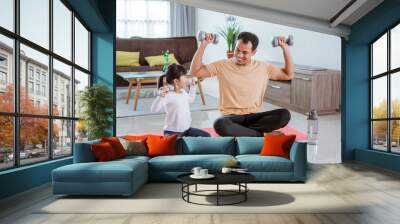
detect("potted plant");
top-left (79, 84), bottom-right (113, 140)
top-left (217, 15), bottom-right (241, 58)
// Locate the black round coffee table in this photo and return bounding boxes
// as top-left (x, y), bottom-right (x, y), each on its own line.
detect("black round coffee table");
top-left (177, 173), bottom-right (255, 206)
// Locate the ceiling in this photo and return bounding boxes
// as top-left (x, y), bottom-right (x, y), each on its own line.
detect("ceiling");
top-left (174, 0), bottom-right (384, 37)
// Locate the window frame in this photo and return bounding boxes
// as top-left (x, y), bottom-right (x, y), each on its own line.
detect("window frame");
top-left (370, 20), bottom-right (400, 154)
top-left (0, 0), bottom-right (92, 171)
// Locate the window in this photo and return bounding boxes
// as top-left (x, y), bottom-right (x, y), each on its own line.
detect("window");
top-left (0, 55), bottom-right (7, 67)
top-left (0, 54), bottom-right (8, 89)
top-left (117, 0), bottom-right (170, 38)
top-left (0, 35), bottom-right (13, 113)
top-left (53, 59), bottom-right (72, 117)
top-left (28, 81), bottom-right (34, 94)
top-left (74, 69), bottom-right (89, 119)
top-left (36, 84), bottom-right (40, 95)
top-left (53, 119), bottom-right (72, 158)
top-left (35, 70), bottom-right (41, 81)
top-left (75, 18), bottom-right (89, 70)
top-left (371, 23), bottom-right (400, 154)
top-left (0, 0), bottom-right (14, 32)
top-left (19, 117), bottom-right (49, 165)
top-left (54, 88), bottom-right (58, 105)
top-left (0, 116), bottom-right (13, 170)
top-left (42, 85), bottom-right (46, 97)
top-left (28, 67), bottom-right (34, 80)
top-left (20, 0), bottom-right (49, 49)
top-left (0, 71), bottom-right (7, 85)
top-left (53, 0), bottom-right (72, 60)
top-left (0, 0), bottom-right (91, 170)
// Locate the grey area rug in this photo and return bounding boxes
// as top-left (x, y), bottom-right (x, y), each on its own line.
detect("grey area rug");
top-left (116, 86), bottom-right (219, 118)
top-left (38, 183), bottom-right (362, 214)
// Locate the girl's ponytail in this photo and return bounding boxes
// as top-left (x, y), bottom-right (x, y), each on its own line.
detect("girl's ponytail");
top-left (158, 74), bottom-right (166, 89)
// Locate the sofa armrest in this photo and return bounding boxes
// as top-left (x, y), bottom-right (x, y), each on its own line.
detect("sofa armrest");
top-left (289, 141), bottom-right (307, 181)
top-left (73, 140), bottom-right (100, 163)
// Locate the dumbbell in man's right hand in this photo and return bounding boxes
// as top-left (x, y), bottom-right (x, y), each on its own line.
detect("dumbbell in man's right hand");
top-left (201, 33), bottom-right (215, 47)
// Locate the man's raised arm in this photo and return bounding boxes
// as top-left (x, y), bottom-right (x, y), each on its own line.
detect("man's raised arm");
top-left (190, 33), bottom-right (215, 78)
top-left (269, 37), bottom-right (294, 81)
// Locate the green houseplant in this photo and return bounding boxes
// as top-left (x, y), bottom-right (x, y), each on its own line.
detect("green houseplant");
top-left (79, 84), bottom-right (113, 140)
top-left (217, 16), bottom-right (241, 58)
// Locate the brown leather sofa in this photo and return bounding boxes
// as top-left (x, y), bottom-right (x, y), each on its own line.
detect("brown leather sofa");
top-left (116, 36), bottom-right (198, 87)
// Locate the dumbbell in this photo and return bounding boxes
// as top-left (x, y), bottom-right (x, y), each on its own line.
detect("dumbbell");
top-left (197, 31), bottom-right (219, 44)
top-left (271, 35), bottom-right (294, 47)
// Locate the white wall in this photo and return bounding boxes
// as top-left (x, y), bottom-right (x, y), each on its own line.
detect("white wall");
top-left (196, 9), bottom-right (341, 70)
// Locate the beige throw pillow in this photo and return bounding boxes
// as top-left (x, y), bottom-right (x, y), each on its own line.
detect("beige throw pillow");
top-left (118, 138), bottom-right (147, 156)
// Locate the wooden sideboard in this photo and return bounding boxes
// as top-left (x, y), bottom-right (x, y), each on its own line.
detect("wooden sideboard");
top-left (264, 65), bottom-right (340, 115)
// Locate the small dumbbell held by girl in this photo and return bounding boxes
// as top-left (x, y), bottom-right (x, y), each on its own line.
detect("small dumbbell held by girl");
top-left (150, 64), bottom-right (211, 138)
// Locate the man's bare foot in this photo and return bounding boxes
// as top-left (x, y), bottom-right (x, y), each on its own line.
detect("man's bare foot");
top-left (265, 130), bottom-right (285, 136)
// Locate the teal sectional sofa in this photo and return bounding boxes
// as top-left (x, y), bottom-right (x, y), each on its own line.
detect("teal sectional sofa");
top-left (52, 137), bottom-right (307, 196)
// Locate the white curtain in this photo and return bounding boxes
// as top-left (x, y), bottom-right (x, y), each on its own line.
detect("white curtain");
top-left (117, 0), bottom-right (171, 38)
top-left (170, 1), bottom-right (196, 37)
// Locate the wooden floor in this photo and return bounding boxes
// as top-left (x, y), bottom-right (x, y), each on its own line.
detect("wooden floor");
top-left (1, 162), bottom-right (400, 224)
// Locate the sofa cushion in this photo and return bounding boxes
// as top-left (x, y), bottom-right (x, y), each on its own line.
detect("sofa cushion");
top-left (236, 155), bottom-right (293, 172)
top-left (180, 137), bottom-right (235, 155)
top-left (118, 138), bottom-right (147, 156)
top-left (145, 54), bottom-right (180, 66)
top-left (116, 51), bottom-right (140, 66)
top-left (124, 134), bottom-right (149, 141)
top-left (90, 142), bottom-right (118, 162)
top-left (147, 135), bottom-right (177, 157)
top-left (101, 137), bottom-right (127, 158)
top-left (260, 135), bottom-right (296, 159)
top-left (236, 137), bottom-right (264, 155)
top-left (52, 160), bottom-right (146, 183)
top-left (149, 154), bottom-right (235, 172)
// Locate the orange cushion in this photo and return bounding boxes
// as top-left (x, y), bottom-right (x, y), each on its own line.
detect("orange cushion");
top-left (146, 135), bottom-right (177, 157)
top-left (101, 137), bottom-right (127, 158)
top-left (124, 135), bottom-right (149, 141)
top-left (91, 142), bottom-right (118, 162)
top-left (259, 134), bottom-right (296, 159)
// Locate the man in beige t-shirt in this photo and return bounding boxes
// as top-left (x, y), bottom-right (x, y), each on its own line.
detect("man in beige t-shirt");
top-left (190, 31), bottom-right (294, 137)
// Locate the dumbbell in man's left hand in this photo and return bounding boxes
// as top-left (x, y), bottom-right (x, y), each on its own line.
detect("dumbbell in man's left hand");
top-left (278, 36), bottom-right (289, 50)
